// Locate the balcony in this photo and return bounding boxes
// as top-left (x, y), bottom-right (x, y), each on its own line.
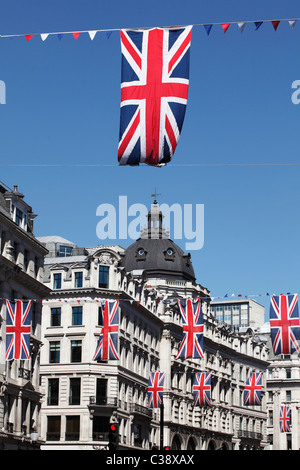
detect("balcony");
top-left (130, 403), bottom-right (152, 419)
top-left (89, 396), bottom-right (118, 408)
top-left (238, 430), bottom-right (263, 441)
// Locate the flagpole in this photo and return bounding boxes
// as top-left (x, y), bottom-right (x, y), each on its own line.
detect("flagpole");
top-left (160, 400), bottom-right (164, 450)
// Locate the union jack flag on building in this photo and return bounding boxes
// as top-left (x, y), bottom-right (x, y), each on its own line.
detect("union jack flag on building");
top-left (243, 372), bottom-right (263, 406)
top-left (118, 26), bottom-right (192, 166)
top-left (280, 405), bottom-right (291, 432)
top-left (176, 298), bottom-right (204, 359)
top-left (269, 294), bottom-right (300, 355)
top-left (192, 372), bottom-right (212, 407)
top-left (147, 371), bottom-right (166, 408)
top-left (6, 300), bottom-right (32, 360)
top-left (92, 300), bottom-right (119, 361)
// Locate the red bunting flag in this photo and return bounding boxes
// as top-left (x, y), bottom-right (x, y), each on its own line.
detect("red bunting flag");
top-left (72, 32), bottom-right (81, 40)
top-left (25, 35), bottom-right (34, 41)
top-left (272, 21), bottom-right (280, 31)
top-left (221, 23), bottom-right (230, 33)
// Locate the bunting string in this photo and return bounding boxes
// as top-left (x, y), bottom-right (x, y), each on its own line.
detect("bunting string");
top-left (0, 291), bottom-right (296, 304)
top-left (0, 17), bottom-right (299, 41)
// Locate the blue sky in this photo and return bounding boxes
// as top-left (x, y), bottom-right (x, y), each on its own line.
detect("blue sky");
top-left (0, 0), bottom-right (299, 317)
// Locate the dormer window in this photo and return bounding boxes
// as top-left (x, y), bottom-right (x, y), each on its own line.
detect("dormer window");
top-left (58, 245), bottom-right (72, 257)
top-left (15, 208), bottom-right (23, 226)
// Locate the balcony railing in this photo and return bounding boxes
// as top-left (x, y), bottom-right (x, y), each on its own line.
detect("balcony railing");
top-left (237, 430), bottom-right (263, 441)
top-left (89, 396), bottom-right (118, 407)
top-left (130, 403), bottom-right (152, 418)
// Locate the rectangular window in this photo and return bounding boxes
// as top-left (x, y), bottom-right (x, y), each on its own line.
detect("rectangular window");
top-left (53, 273), bottom-right (62, 289)
top-left (16, 208), bottom-right (23, 226)
top-left (58, 245), bottom-right (72, 257)
top-left (99, 266), bottom-right (109, 288)
top-left (71, 340), bottom-right (82, 363)
top-left (51, 307), bottom-right (61, 327)
top-left (93, 416), bottom-right (109, 441)
top-left (74, 271), bottom-right (83, 288)
top-left (65, 416), bottom-right (80, 441)
top-left (49, 341), bottom-right (60, 363)
top-left (47, 416), bottom-right (61, 441)
top-left (98, 306), bottom-right (103, 326)
top-left (96, 378), bottom-right (107, 405)
top-left (72, 306), bottom-right (83, 325)
top-left (48, 378), bottom-right (59, 405)
top-left (69, 378), bottom-right (81, 405)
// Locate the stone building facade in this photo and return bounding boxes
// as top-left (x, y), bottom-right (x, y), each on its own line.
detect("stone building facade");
top-left (38, 203), bottom-right (269, 450)
top-left (0, 183), bottom-right (49, 449)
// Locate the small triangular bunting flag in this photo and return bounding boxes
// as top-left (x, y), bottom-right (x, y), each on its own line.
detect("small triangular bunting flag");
top-left (40, 33), bottom-right (49, 41)
top-left (88, 30), bottom-right (97, 40)
top-left (289, 20), bottom-right (296, 30)
top-left (221, 23), bottom-right (230, 33)
top-left (272, 21), bottom-right (280, 31)
top-left (238, 22), bottom-right (246, 32)
top-left (204, 24), bottom-right (213, 36)
top-left (72, 32), bottom-right (81, 40)
top-left (254, 21), bottom-right (263, 30)
top-left (25, 34), bottom-right (33, 41)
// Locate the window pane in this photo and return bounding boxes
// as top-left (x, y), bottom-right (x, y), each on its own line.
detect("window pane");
top-left (75, 272), bottom-right (83, 288)
top-left (69, 378), bottom-right (81, 405)
top-left (99, 266), bottom-right (109, 288)
top-left (49, 341), bottom-right (60, 363)
top-left (65, 416), bottom-right (80, 441)
top-left (48, 378), bottom-right (59, 405)
top-left (53, 273), bottom-right (62, 289)
top-left (71, 340), bottom-right (82, 362)
top-left (72, 306), bottom-right (82, 325)
top-left (47, 416), bottom-right (61, 441)
top-left (51, 307), bottom-right (61, 327)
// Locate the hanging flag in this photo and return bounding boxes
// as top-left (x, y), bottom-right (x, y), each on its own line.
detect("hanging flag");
top-left (238, 22), bottom-right (246, 33)
top-left (118, 26), bottom-right (192, 166)
top-left (289, 20), bottom-right (297, 30)
top-left (72, 32), bottom-right (81, 40)
top-left (269, 294), bottom-right (300, 355)
top-left (40, 33), bottom-right (49, 41)
top-left (88, 31), bottom-right (97, 40)
top-left (221, 23), bottom-right (230, 33)
top-left (243, 372), bottom-right (263, 406)
top-left (6, 300), bottom-right (32, 360)
top-left (193, 372), bottom-right (212, 406)
top-left (176, 298), bottom-right (204, 359)
top-left (204, 24), bottom-right (213, 36)
top-left (280, 405), bottom-right (291, 432)
top-left (25, 35), bottom-right (34, 41)
top-left (272, 21), bottom-right (280, 31)
top-left (92, 300), bottom-right (119, 360)
top-left (254, 21), bottom-right (263, 30)
top-left (147, 371), bottom-right (166, 408)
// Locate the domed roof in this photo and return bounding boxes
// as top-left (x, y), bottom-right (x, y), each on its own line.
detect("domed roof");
top-left (120, 202), bottom-right (195, 281)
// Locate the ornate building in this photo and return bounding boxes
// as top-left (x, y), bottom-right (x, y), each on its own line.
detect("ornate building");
top-left (38, 202), bottom-right (269, 450)
top-left (0, 183), bottom-right (49, 449)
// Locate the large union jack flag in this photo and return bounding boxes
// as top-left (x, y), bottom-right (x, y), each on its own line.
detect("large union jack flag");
top-left (280, 405), bottom-right (291, 432)
top-left (118, 26), bottom-right (192, 166)
top-left (6, 300), bottom-right (32, 360)
top-left (193, 372), bottom-right (212, 407)
top-left (269, 294), bottom-right (300, 355)
top-left (92, 300), bottom-right (119, 361)
top-left (176, 298), bottom-right (204, 359)
top-left (147, 371), bottom-right (166, 408)
top-left (243, 372), bottom-right (263, 406)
